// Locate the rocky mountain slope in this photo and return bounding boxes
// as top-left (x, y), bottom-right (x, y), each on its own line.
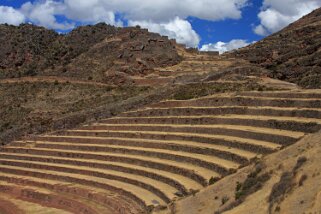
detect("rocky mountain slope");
top-left (230, 8), bottom-right (321, 89)
top-left (0, 23), bottom-right (183, 145)
top-left (0, 23), bottom-right (180, 84)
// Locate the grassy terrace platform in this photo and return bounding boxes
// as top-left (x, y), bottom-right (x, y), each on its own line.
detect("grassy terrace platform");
top-left (1, 90), bottom-right (321, 213)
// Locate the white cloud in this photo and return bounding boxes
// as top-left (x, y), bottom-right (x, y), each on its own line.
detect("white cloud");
top-left (254, 0), bottom-right (321, 35)
top-left (0, 6), bottom-right (25, 25)
top-left (110, 0), bottom-right (248, 22)
top-left (17, 0), bottom-right (248, 29)
top-left (21, 1), bottom-right (74, 30)
top-left (254, 24), bottom-right (268, 36)
top-left (200, 39), bottom-right (251, 54)
top-left (129, 17), bottom-right (200, 48)
top-left (0, 0), bottom-right (252, 47)
top-left (63, 0), bottom-right (121, 26)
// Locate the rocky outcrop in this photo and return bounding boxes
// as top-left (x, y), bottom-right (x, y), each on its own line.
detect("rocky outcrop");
top-left (0, 24), bottom-right (181, 84)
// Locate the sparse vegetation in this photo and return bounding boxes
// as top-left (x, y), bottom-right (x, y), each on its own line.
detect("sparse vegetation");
top-left (172, 81), bottom-right (270, 100)
top-left (269, 157), bottom-right (308, 213)
top-left (299, 174), bottom-right (308, 186)
top-left (294, 156), bottom-right (307, 172)
top-left (213, 163), bottom-right (272, 214)
top-left (0, 81), bottom-right (151, 145)
top-left (0, 23), bottom-right (180, 83)
top-left (230, 8), bottom-right (321, 88)
top-left (221, 196), bottom-right (229, 205)
top-left (209, 177), bottom-right (220, 185)
top-left (234, 163), bottom-right (271, 201)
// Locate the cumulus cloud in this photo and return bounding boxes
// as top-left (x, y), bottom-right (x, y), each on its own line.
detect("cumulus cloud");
top-left (200, 39), bottom-right (251, 54)
top-left (254, 24), bottom-right (268, 36)
top-left (21, 1), bottom-right (75, 30)
top-left (63, 0), bottom-right (121, 26)
top-left (18, 0), bottom-right (121, 30)
top-left (0, 6), bottom-right (25, 25)
top-left (110, 0), bottom-right (248, 22)
top-left (254, 0), bottom-right (321, 36)
top-left (16, 0), bottom-right (248, 28)
top-left (129, 17), bottom-right (200, 47)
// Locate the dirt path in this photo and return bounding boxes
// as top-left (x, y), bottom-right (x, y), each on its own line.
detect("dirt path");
top-left (0, 76), bottom-right (111, 87)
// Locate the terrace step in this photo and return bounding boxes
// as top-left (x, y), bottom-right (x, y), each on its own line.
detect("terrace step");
top-left (0, 195), bottom-right (25, 214)
top-left (149, 95), bottom-right (321, 108)
top-left (58, 131), bottom-right (279, 156)
top-left (0, 152), bottom-right (202, 192)
top-left (0, 147), bottom-right (216, 185)
top-left (3, 89), bottom-right (321, 210)
top-left (0, 182), bottom-right (101, 214)
top-left (0, 172), bottom-right (143, 214)
top-left (76, 124), bottom-right (304, 145)
top-left (0, 194), bottom-right (70, 214)
top-left (121, 106), bottom-right (321, 119)
top-left (237, 91), bottom-right (321, 99)
top-left (38, 133), bottom-right (259, 163)
top-left (102, 115), bottom-right (321, 133)
top-left (0, 159), bottom-right (178, 203)
top-left (11, 141), bottom-right (238, 175)
top-left (0, 164), bottom-right (166, 207)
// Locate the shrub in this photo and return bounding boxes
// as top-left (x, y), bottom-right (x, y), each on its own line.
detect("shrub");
top-left (221, 196), bottom-right (229, 205)
top-left (236, 182), bottom-right (242, 191)
top-left (234, 163), bottom-right (270, 201)
top-left (209, 176), bottom-right (220, 185)
top-left (294, 156), bottom-right (307, 172)
top-left (24, 69), bottom-right (37, 76)
top-left (269, 172), bottom-right (293, 203)
top-left (268, 157), bottom-right (308, 213)
top-left (299, 174), bottom-right (308, 186)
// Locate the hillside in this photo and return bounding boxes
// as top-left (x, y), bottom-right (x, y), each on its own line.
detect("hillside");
top-left (161, 128), bottom-right (321, 214)
top-left (1, 89), bottom-right (321, 214)
top-left (230, 8), bottom-right (321, 89)
top-left (0, 23), bottom-right (180, 84)
top-left (0, 23), bottom-right (183, 146)
top-left (0, 7), bottom-right (321, 214)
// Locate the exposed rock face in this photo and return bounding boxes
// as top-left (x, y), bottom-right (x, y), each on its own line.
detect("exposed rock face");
top-left (0, 23), bottom-right (118, 77)
top-left (65, 27), bottom-right (181, 84)
top-left (0, 24), bottom-right (59, 77)
top-left (229, 8), bottom-right (321, 89)
top-left (0, 23), bottom-right (181, 84)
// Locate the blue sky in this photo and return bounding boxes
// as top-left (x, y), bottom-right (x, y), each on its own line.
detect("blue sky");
top-left (188, 0), bottom-right (263, 46)
top-left (1, 0), bottom-right (320, 52)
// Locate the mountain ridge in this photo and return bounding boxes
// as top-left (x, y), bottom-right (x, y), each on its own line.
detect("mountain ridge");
top-left (229, 7), bottom-right (321, 88)
top-left (0, 23), bottom-right (181, 84)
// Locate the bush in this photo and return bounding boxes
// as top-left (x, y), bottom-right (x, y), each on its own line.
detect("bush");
top-left (268, 156), bottom-right (308, 212)
top-left (221, 196), bottom-right (229, 205)
top-left (294, 156), bottom-right (307, 171)
top-left (299, 174), bottom-right (308, 186)
top-left (269, 172), bottom-right (293, 203)
top-left (24, 69), bottom-right (37, 76)
top-left (209, 176), bottom-right (220, 185)
top-left (234, 163), bottom-right (270, 201)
